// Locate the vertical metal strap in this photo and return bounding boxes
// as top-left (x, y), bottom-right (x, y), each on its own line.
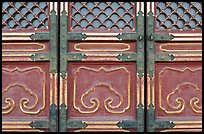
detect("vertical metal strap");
top-left (50, 10), bottom-right (58, 73)
top-left (59, 103), bottom-right (67, 132)
top-left (60, 10), bottom-right (68, 79)
top-left (136, 11), bottom-right (145, 79)
top-left (146, 11), bottom-right (155, 79)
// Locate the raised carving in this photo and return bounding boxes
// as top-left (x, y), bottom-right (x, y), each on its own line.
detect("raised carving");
top-left (2, 67), bottom-right (46, 115)
top-left (74, 43), bottom-right (130, 52)
top-left (159, 67), bottom-right (202, 114)
top-left (2, 43), bottom-right (46, 52)
top-left (73, 67), bottom-right (130, 114)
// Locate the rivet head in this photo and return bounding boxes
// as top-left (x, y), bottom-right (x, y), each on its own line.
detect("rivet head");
top-left (73, 56), bottom-right (76, 59)
top-left (40, 56), bottom-right (44, 59)
top-left (127, 55), bottom-right (131, 59)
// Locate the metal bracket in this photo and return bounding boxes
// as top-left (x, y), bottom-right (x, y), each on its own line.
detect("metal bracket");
top-left (67, 32), bottom-right (87, 40)
top-left (30, 53), bottom-right (50, 61)
top-left (116, 103), bottom-right (144, 132)
top-left (67, 53), bottom-right (87, 61)
top-left (116, 53), bottom-right (137, 61)
top-left (116, 32), bottom-right (139, 40)
top-left (147, 103), bottom-right (175, 132)
top-left (29, 103), bottom-right (58, 132)
top-left (155, 53), bottom-right (175, 61)
top-left (59, 103), bottom-right (87, 132)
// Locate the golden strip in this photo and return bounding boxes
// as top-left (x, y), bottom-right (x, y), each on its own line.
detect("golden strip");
top-left (75, 129), bottom-right (129, 132)
top-left (2, 122), bottom-right (31, 125)
top-left (2, 125), bottom-right (31, 128)
top-left (152, 76), bottom-right (155, 105)
top-left (60, 76), bottom-right (63, 105)
top-left (146, 2), bottom-right (150, 13)
top-left (84, 58), bottom-right (118, 61)
top-left (74, 43), bottom-right (130, 52)
top-left (60, 2), bottom-right (63, 13)
top-left (174, 125), bottom-right (202, 129)
top-left (86, 54), bottom-right (118, 56)
top-left (136, 2), bottom-right (139, 13)
top-left (85, 121), bottom-right (118, 125)
top-left (54, 73), bottom-right (58, 105)
top-left (141, 76), bottom-right (144, 105)
top-left (2, 54), bottom-right (32, 56)
top-left (174, 121), bottom-right (202, 124)
top-left (137, 75), bottom-right (140, 105)
top-left (2, 43), bottom-right (46, 52)
top-left (50, 2), bottom-right (53, 12)
top-left (84, 33), bottom-right (119, 36)
top-left (3, 129), bottom-right (43, 132)
top-left (54, 2), bottom-right (58, 13)
top-left (2, 58), bottom-right (31, 61)
top-left (173, 53), bottom-right (202, 57)
top-left (2, 37), bottom-right (32, 40)
top-left (65, 2), bottom-right (68, 13)
top-left (141, 2), bottom-right (144, 13)
top-left (147, 76), bottom-right (150, 105)
top-left (64, 75), bottom-right (68, 106)
top-left (85, 37), bottom-right (119, 40)
top-left (174, 58), bottom-right (202, 61)
top-left (160, 43), bottom-right (201, 52)
top-left (50, 73), bottom-right (53, 105)
top-left (86, 125), bottom-right (118, 129)
top-left (152, 2), bottom-right (154, 13)
top-left (2, 33), bottom-right (35, 36)
top-left (170, 33), bottom-right (202, 36)
top-left (172, 38), bottom-right (202, 41)
top-left (160, 129), bottom-right (202, 132)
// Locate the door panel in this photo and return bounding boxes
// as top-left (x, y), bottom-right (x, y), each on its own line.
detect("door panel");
top-left (146, 2), bottom-right (202, 132)
top-left (2, 2), bottom-right (58, 132)
top-left (59, 2), bottom-right (144, 132)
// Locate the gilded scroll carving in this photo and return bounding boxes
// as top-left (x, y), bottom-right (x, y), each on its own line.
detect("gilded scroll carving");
top-left (2, 67), bottom-right (46, 115)
top-left (73, 67), bottom-right (130, 114)
top-left (159, 67), bottom-right (202, 114)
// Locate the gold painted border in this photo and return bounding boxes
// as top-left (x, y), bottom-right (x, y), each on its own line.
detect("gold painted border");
top-left (136, 74), bottom-right (140, 106)
top-left (160, 129), bottom-right (202, 132)
top-left (74, 43), bottom-right (130, 52)
top-left (73, 67), bottom-right (131, 114)
top-left (2, 67), bottom-right (46, 114)
top-left (2, 43), bottom-right (46, 52)
top-left (2, 121), bottom-right (44, 131)
top-left (159, 67), bottom-right (202, 114)
top-left (159, 43), bottom-right (201, 52)
top-left (75, 129), bottom-right (129, 132)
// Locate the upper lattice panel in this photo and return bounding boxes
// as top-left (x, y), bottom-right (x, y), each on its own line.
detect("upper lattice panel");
top-left (155, 2), bottom-right (202, 31)
top-left (2, 2), bottom-right (49, 31)
top-left (69, 2), bottom-right (136, 32)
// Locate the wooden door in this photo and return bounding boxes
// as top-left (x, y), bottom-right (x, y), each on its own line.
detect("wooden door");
top-left (58, 2), bottom-right (144, 132)
top-left (146, 2), bottom-right (202, 132)
top-left (2, 2), bottom-right (58, 132)
top-left (2, 2), bottom-right (202, 132)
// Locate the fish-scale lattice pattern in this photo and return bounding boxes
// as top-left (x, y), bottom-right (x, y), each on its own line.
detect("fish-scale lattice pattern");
top-left (156, 2), bottom-right (202, 30)
top-left (2, 2), bottom-right (49, 30)
top-left (70, 2), bottom-right (135, 32)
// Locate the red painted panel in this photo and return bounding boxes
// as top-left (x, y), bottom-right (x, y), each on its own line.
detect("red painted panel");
top-left (2, 62), bottom-right (50, 120)
top-left (155, 62), bottom-right (202, 120)
top-left (67, 62), bottom-right (136, 121)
